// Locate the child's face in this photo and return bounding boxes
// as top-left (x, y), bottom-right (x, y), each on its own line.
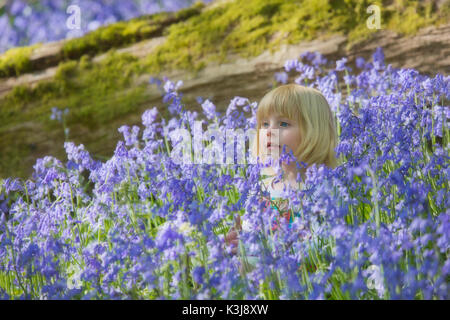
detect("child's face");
top-left (259, 113), bottom-right (301, 159)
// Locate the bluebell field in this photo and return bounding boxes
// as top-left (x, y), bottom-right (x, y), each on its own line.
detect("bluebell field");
top-left (0, 0), bottom-right (212, 53)
top-left (0, 48), bottom-right (449, 299)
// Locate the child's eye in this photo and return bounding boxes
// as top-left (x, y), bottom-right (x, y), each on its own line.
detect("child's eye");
top-left (262, 122), bottom-right (269, 127)
top-left (280, 122), bottom-right (289, 127)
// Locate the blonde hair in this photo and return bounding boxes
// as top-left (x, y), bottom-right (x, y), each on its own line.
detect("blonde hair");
top-left (254, 84), bottom-right (338, 171)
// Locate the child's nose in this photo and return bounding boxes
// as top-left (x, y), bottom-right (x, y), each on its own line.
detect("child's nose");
top-left (266, 126), bottom-right (278, 136)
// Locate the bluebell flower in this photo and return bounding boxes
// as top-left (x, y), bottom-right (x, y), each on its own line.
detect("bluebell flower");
top-left (50, 107), bottom-right (63, 122)
top-left (372, 47), bottom-right (385, 70)
top-left (284, 59), bottom-right (299, 72)
top-left (1, 47), bottom-right (448, 299)
top-left (192, 266), bottom-right (205, 285)
top-left (142, 107), bottom-right (159, 127)
top-left (274, 72), bottom-right (288, 84)
top-left (335, 57), bottom-right (348, 71)
top-left (356, 57), bottom-right (366, 69)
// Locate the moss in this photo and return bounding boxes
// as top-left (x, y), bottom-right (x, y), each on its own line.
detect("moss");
top-left (62, 20), bottom-right (159, 59)
top-left (54, 60), bottom-right (78, 84)
top-left (145, 0), bottom-right (449, 73)
top-left (0, 131), bottom-right (33, 179)
top-left (175, 1), bottom-right (206, 20)
top-left (0, 3), bottom-right (204, 79)
top-left (347, 0), bottom-right (449, 44)
top-left (61, 3), bottom-right (204, 60)
top-left (2, 0), bottom-right (446, 79)
top-left (0, 50), bottom-right (154, 178)
top-left (0, 51), bottom-right (147, 132)
top-left (385, 0), bottom-right (434, 35)
top-left (0, 44), bottom-right (41, 78)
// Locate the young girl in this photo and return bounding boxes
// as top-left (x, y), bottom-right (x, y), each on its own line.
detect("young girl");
top-left (225, 83), bottom-right (338, 258)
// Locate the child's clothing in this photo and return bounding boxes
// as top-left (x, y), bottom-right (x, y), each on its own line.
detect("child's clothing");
top-left (240, 175), bottom-right (330, 268)
top-left (262, 177), bottom-right (301, 229)
top-left (241, 177), bottom-right (301, 266)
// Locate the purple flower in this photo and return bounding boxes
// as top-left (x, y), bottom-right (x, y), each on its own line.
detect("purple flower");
top-left (163, 79), bottom-right (183, 94)
top-left (336, 57), bottom-right (348, 71)
top-left (356, 57), bottom-right (366, 69)
top-left (64, 142), bottom-right (99, 172)
top-left (2, 178), bottom-right (23, 193)
top-left (372, 47), bottom-right (385, 70)
top-left (155, 223), bottom-right (183, 250)
top-left (50, 107), bottom-right (63, 122)
top-left (274, 72), bottom-right (288, 84)
top-left (192, 266), bottom-right (205, 285)
top-left (201, 99), bottom-right (217, 120)
top-left (142, 107), bottom-right (158, 127)
top-left (118, 125), bottom-right (140, 146)
top-left (284, 59), bottom-right (300, 72)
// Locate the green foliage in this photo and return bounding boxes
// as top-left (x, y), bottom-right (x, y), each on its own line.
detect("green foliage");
top-left (0, 0), bottom-right (447, 79)
top-left (60, 3), bottom-right (204, 60)
top-left (0, 51), bottom-right (152, 179)
top-left (145, 0), bottom-right (449, 73)
top-left (1, 51), bottom-right (142, 130)
top-left (0, 44), bottom-right (40, 78)
top-left (0, 130), bottom-right (34, 179)
top-left (385, 0), bottom-right (435, 35)
top-left (61, 20), bottom-right (160, 60)
top-left (0, 3), bottom-right (204, 79)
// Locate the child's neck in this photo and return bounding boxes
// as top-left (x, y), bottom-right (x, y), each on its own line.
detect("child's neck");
top-left (261, 166), bottom-right (304, 191)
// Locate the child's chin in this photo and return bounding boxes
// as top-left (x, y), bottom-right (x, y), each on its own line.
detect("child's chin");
top-left (262, 155), bottom-right (280, 163)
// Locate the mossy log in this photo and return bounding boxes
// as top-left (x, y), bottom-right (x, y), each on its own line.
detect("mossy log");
top-left (0, 0), bottom-right (449, 179)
